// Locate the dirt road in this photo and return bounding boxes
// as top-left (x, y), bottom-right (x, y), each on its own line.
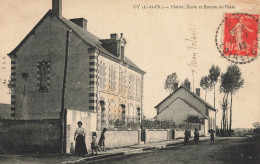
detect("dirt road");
top-left (93, 136), bottom-right (260, 164)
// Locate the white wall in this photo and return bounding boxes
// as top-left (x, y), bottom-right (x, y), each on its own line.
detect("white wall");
top-left (145, 129), bottom-right (169, 143)
top-left (156, 98), bottom-right (205, 123)
top-left (66, 109), bottom-right (97, 153)
top-left (96, 130), bottom-right (140, 148)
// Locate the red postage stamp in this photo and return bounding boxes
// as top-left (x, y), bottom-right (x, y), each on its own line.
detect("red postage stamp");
top-left (223, 13), bottom-right (259, 58)
top-left (215, 13), bottom-right (259, 64)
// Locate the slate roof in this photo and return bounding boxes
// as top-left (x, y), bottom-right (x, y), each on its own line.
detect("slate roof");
top-left (8, 10), bottom-right (145, 74)
top-left (154, 86), bottom-right (217, 111)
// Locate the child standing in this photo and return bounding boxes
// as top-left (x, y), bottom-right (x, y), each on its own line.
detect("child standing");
top-left (91, 132), bottom-right (98, 155)
top-left (210, 131), bottom-right (215, 144)
top-left (194, 128), bottom-right (200, 145)
top-left (98, 128), bottom-right (107, 151)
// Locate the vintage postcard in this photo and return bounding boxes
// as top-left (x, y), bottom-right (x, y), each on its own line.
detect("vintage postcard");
top-left (0, 0), bottom-right (259, 163)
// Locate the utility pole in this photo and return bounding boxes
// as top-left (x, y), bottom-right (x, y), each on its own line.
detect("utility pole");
top-left (60, 29), bottom-right (71, 154)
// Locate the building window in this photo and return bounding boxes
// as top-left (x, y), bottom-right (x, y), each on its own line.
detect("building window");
top-left (136, 77), bottom-right (142, 99)
top-left (137, 107), bottom-right (141, 122)
top-left (124, 71), bottom-right (128, 97)
top-left (119, 69), bottom-right (124, 95)
top-left (109, 65), bottom-right (116, 92)
top-left (129, 74), bottom-right (135, 98)
top-left (37, 61), bottom-right (50, 92)
top-left (121, 104), bottom-right (126, 122)
top-left (99, 61), bottom-right (106, 89)
top-left (100, 101), bottom-right (106, 128)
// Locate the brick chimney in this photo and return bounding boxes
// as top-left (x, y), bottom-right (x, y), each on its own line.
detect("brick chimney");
top-left (70, 18), bottom-right (88, 30)
top-left (52, 0), bottom-right (62, 17)
top-left (110, 33), bottom-right (118, 39)
top-left (173, 82), bottom-right (178, 92)
top-left (196, 88), bottom-right (200, 97)
top-left (185, 81), bottom-right (191, 91)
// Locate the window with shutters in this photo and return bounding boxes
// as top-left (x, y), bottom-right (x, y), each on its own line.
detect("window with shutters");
top-left (37, 61), bottom-right (50, 92)
top-left (129, 74), bottom-right (135, 98)
top-left (109, 65), bottom-right (116, 92)
top-left (99, 61), bottom-right (106, 89)
top-left (136, 77), bottom-right (142, 99)
top-left (119, 69), bottom-right (124, 95)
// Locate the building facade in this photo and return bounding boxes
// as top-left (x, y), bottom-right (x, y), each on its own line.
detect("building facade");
top-left (8, 0), bottom-right (144, 128)
top-left (155, 85), bottom-right (217, 135)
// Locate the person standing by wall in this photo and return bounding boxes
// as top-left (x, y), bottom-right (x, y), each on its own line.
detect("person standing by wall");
top-left (74, 121), bottom-right (88, 156)
top-left (194, 128), bottom-right (200, 145)
top-left (184, 129), bottom-right (189, 145)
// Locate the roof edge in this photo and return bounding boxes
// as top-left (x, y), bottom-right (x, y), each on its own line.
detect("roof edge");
top-left (155, 97), bottom-right (208, 118)
top-left (8, 10), bottom-right (53, 58)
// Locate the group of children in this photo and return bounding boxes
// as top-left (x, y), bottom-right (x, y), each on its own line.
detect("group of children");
top-left (90, 128), bottom-right (107, 155)
top-left (184, 128), bottom-right (215, 145)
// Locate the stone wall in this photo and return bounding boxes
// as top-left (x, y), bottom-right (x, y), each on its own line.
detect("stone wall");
top-left (96, 130), bottom-right (140, 149)
top-left (0, 119), bottom-right (60, 154)
top-left (145, 129), bottom-right (169, 143)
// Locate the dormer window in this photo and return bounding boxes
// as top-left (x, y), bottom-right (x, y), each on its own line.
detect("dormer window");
top-left (100, 33), bottom-right (127, 60)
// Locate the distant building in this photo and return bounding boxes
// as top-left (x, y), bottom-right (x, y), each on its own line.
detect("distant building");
top-left (154, 84), bottom-right (216, 135)
top-left (6, 0), bottom-right (144, 153)
top-left (0, 103), bottom-right (11, 119)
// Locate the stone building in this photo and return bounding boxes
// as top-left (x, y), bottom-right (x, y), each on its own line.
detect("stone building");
top-left (154, 85), bottom-right (217, 135)
top-left (6, 0), bottom-right (144, 153)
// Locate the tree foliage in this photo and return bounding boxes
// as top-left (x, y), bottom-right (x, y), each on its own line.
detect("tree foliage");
top-left (200, 76), bottom-right (212, 100)
top-left (182, 78), bottom-right (191, 90)
top-left (208, 65), bottom-right (221, 85)
top-left (185, 115), bottom-right (201, 123)
top-left (208, 65), bottom-right (220, 108)
top-left (164, 73), bottom-right (179, 93)
top-left (142, 119), bottom-right (175, 129)
top-left (253, 121), bottom-right (260, 128)
top-left (220, 65), bottom-right (244, 94)
top-left (200, 76), bottom-right (211, 91)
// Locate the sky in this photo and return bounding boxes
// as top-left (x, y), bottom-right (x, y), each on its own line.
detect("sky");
top-left (0, 0), bottom-right (259, 128)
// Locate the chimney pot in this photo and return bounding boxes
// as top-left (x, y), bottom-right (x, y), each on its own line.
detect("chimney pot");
top-left (110, 33), bottom-right (118, 39)
top-left (196, 88), bottom-right (200, 97)
top-left (52, 0), bottom-right (62, 17)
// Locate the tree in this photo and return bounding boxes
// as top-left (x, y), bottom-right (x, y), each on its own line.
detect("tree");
top-left (220, 64), bottom-right (244, 136)
top-left (200, 76), bottom-right (212, 100)
top-left (164, 73), bottom-right (179, 93)
top-left (208, 65), bottom-right (220, 108)
top-left (252, 121), bottom-right (260, 128)
top-left (183, 78), bottom-right (191, 89)
top-left (219, 95), bottom-right (229, 136)
top-left (185, 115), bottom-right (201, 123)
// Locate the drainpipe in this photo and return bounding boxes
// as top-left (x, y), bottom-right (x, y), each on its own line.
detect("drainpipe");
top-left (141, 74), bottom-right (144, 128)
top-left (60, 29), bottom-right (72, 154)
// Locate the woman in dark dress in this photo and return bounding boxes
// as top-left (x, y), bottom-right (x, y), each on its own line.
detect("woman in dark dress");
top-left (74, 121), bottom-right (88, 156)
top-left (98, 128), bottom-right (107, 151)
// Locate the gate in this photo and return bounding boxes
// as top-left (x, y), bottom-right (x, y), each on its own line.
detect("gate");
top-left (141, 129), bottom-right (145, 142)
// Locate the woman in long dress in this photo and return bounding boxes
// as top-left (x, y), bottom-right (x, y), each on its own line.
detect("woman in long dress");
top-left (74, 121), bottom-right (88, 156)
